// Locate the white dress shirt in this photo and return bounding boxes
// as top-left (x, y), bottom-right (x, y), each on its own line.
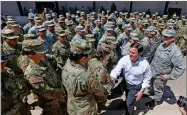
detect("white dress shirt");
top-left (110, 55), bottom-right (152, 89)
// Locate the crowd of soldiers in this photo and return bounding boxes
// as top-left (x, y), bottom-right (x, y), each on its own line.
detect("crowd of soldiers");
top-left (1, 7), bottom-right (187, 115)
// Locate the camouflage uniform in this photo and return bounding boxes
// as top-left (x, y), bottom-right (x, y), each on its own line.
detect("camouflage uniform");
top-left (114, 20), bottom-right (123, 37)
top-left (65, 21), bottom-right (76, 42)
top-left (23, 15), bottom-right (35, 34)
top-left (61, 38), bottom-right (107, 115)
top-left (176, 19), bottom-right (187, 55)
top-left (1, 50), bottom-right (31, 115)
top-left (85, 34), bottom-right (97, 57)
top-left (140, 27), bottom-right (157, 63)
top-left (52, 29), bottom-right (69, 75)
top-left (2, 29), bottom-right (29, 98)
top-left (23, 39), bottom-right (67, 115)
top-left (150, 29), bottom-right (185, 103)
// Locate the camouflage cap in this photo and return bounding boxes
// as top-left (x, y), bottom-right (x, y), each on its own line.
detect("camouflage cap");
top-left (22, 39), bottom-right (48, 53)
top-left (162, 29), bottom-right (176, 37)
top-left (86, 34), bottom-right (95, 42)
top-left (6, 20), bottom-right (16, 25)
top-left (7, 16), bottom-right (15, 20)
top-left (81, 12), bottom-right (85, 15)
top-left (28, 15), bottom-right (34, 19)
top-left (130, 32), bottom-right (139, 41)
top-left (122, 24), bottom-right (133, 30)
top-left (75, 25), bottom-right (85, 32)
top-left (139, 13), bottom-right (142, 16)
top-left (11, 23), bottom-right (19, 27)
top-left (76, 10), bottom-right (80, 14)
top-left (153, 20), bottom-right (157, 23)
top-left (46, 21), bottom-right (55, 26)
top-left (145, 27), bottom-right (156, 35)
top-left (158, 23), bottom-right (165, 28)
top-left (85, 22), bottom-right (90, 27)
top-left (1, 29), bottom-right (19, 39)
top-left (66, 13), bottom-right (70, 16)
top-left (95, 20), bottom-right (102, 24)
top-left (56, 29), bottom-right (67, 36)
top-left (98, 43), bottom-right (111, 53)
top-left (37, 25), bottom-right (47, 32)
top-left (45, 14), bottom-right (51, 18)
top-left (52, 12), bottom-right (57, 16)
top-left (24, 34), bottom-right (37, 40)
top-left (58, 18), bottom-right (64, 23)
top-left (106, 36), bottom-right (117, 44)
top-left (108, 15), bottom-right (113, 20)
top-left (182, 19), bottom-right (186, 22)
top-left (79, 17), bottom-right (85, 22)
top-left (70, 38), bottom-right (91, 54)
top-left (66, 20), bottom-right (73, 26)
top-left (59, 15), bottom-right (65, 18)
top-left (34, 17), bottom-right (42, 22)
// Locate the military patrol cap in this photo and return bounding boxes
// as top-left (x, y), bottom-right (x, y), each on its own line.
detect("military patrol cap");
top-left (139, 13), bottom-right (142, 16)
top-left (24, 34), bottom-right (37, 40)
top-left (75, 25), bottom-right (85, 32)
top-left (95, 20), bottom-right (102, 24)
top-left (106, 26), bottom-right (113, 31)
top-left (155, 12), bottom-right (159, 15)
top-left (145, 27), bottom-right (156, 34)
top-left (28, 15), bottom-right (34, 19)
top-left (129, 18), bottom-right (135, 22)
top-left (34, 17), bottom-right (42, 22)
top-left (130, 13), bottom-right (133, 16)
top-left (90, 16), bottom-right (95, 20)
top-left (22, 39), bottom-right (48, 53)
top-left (81, 12), bottom-right (85, 16)
top-left (66, 13), bottom-right (70, 16)
top-left (130, 32), bottom-right (139, 41)
top-left (45, 14), bottom-right (51, 18)
top-left (66, 21), bottom-right (73, 26)
top-left (59, 15), bottom-right (65, 18)
top-left (7, 16), bottom-right (15, 20)
top-left (76, 10), bottom-right (80, 14)
top-left (122, 24), bottom-right (133, 30)
top-left (46, 21), bottom-right (55, 26)
top-left (152, 14), bottom-right (156, 17)
top-left (92, 12), bottom-right (96, 14)
top-left (38, 25), bottom-right (47, 32)
top-left (163, 15), bottom-right (167, 18)
top-left (153, 20), bottom-right (157, 24)
top-left (86, 34), bottom-right (95, 42)
top-left (56, 29), bottom-right (67, 36)
top-left (158, 23), bottom-right (165, 28)
top-left (108, 15), bottom-right (113, 20)
top-left (157, 16), bottom-right (161, 19)
top-left (58, 18), bottom-right (64, 23)
top-left (79, 17), bottom-right (85, 22)
top-left (71, 14), bottom-right (75, 18)
top-left (107, 10), bottom-right (110, 13)
top-left (162, 29), bottom-right (176, 37)
top-left (6, 20), bottom-right (16, 25)
top-left (85, 22), bottom-right (90, 27)
top-left (106, 36), bottom-right (117, 44)
top-left (52, 12), bottom-right (57, 16)
top-left (115, 11), bottom-right (118, 14)
top-left (1, 29), bottom-right (19, 39)
top-left (143, 20), bottom-right (149, 25)
top-left (99, 43), bottom-right (111, 53)
top-left (70, 38), bottom-right (91, 54)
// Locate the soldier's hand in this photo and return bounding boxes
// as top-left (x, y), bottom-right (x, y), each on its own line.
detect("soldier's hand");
top-left (178, 106), bottom-right (187, 115)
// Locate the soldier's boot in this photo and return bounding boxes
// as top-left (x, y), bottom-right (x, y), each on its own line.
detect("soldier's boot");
top-left (145, 99), bottom-right (163, 107)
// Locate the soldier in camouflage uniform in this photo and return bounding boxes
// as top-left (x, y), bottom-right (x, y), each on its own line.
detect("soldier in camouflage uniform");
top-left (84, 22), bottom-right (92, 35)
top-left (176, 19), bottom-right (187, 55)
top-left (145, 29), bottom-right (185, 107)
top-left (121, 32), bottom-right (140, 56)
top-left (65, 21), bottom-right (76, 42)
top-left (140, 27), bottom-right (157, 63)
top-left (23, 15), bottom-right (35, 34)
top-left (72, 25), bottom-right (86, 40)
top-left (10, 24), bottom-right (24, 42)
top-left (1, 52), bottom-right (31, 115)
top-left (114, 20), bottom-right (123, 37)
top-left (55, 18), bottom-right (66, 31)
top-left (28, 17), bottom-right (43, 36)
top-left (52, 29), bottom-right (69, 76)
top-left (134, 21), bottom-right (144, 40)
top-left (2, 29), bottom-right (30, 98)
top-left (93, 20), bottom-right (105, 48)
top-left (85, 34), bottom-right (97, 57)
top-left (61, 38), bottom-right (107, 114)
top-left (46, 21), bottom-right (58, 45)
top-left (23, 39), bottom-right (67, 115)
